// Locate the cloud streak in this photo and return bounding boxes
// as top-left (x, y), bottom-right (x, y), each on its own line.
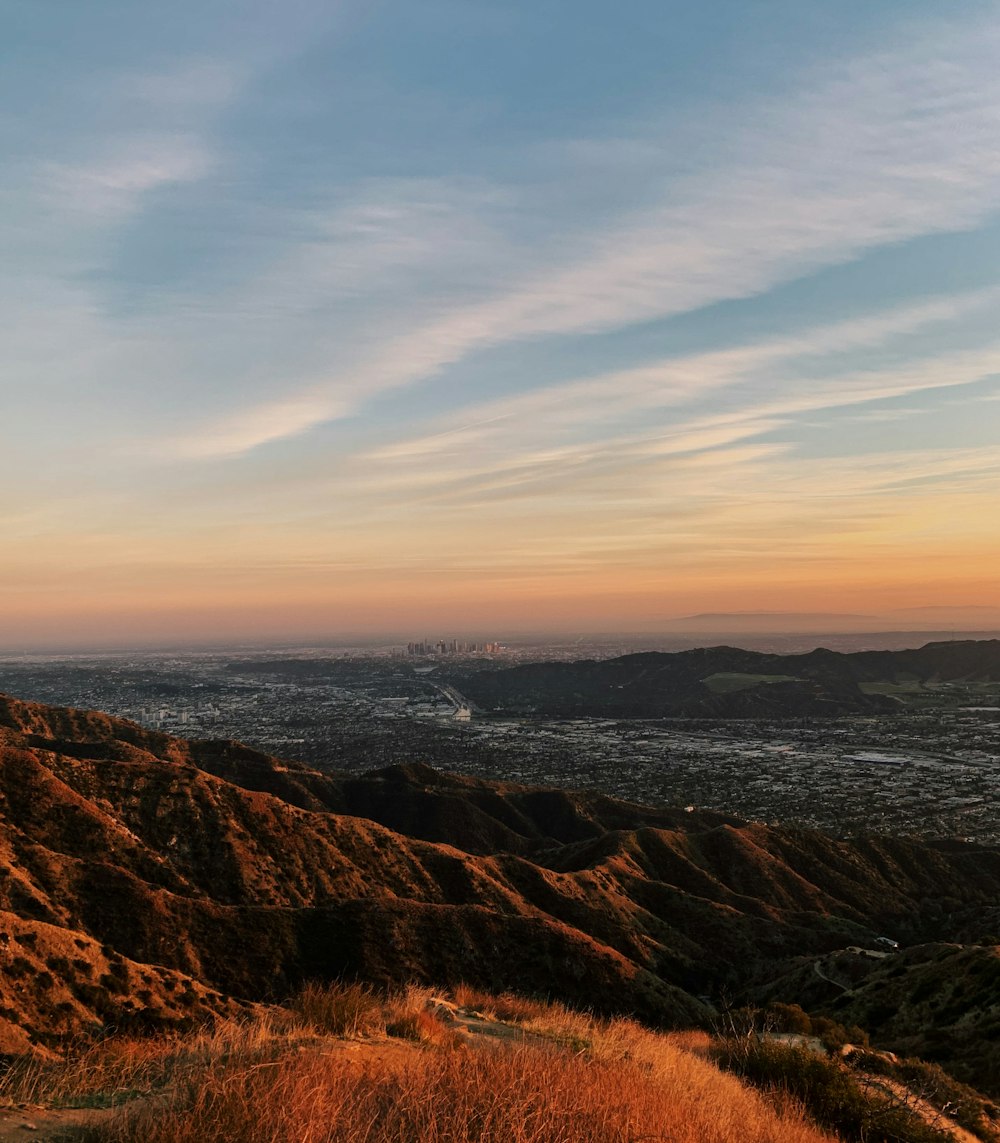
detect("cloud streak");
top-left (172, 16), bottom-right (1000, 459)
top-left (44, 135), bottom-right (214, 217)
top-left (360, 285), bottom-right (1000, 486)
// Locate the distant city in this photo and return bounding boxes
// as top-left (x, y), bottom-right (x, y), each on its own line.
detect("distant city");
top-left (1, 639), bottom-right (998, 844)
top-left (405, 640), bottom-right (506, 656)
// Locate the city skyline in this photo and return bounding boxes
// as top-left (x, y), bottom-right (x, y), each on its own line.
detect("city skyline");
top-left (3, 1), bottom-right (1000, 648)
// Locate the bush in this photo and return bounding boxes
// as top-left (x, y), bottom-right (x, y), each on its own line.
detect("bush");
top-left (897, 1057), bottom-right (998, 1139)
top-left (767, 1003), bottom-right (813, 1035)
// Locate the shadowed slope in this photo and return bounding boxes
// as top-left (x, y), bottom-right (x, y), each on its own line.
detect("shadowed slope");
top-left (454, 639), bottom-right (1000, 717)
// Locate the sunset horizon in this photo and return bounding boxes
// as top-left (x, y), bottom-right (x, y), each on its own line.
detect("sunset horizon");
top-left (4, 1), bottom-right (1000, 647)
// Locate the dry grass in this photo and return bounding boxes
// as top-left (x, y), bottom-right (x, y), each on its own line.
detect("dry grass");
top-left (81, 1035), bottom-right (836, 1143)
top-left (662, 1028), bottom-right (714, 1055)
top-left (0, 983), bottom-right (460, 1113)
top-left (450, 983), bottom-right (558, 1025)
top-left (380, 985), bottom-right (465, 1048)
top-left (448, 983), bottom-right (598, 1052)
top-left (417, 1008), bottom-right (466, 1049)
top-left (0, 1010), bottom-right (312, 1110)
top-left (383, 983), bottom-right (435, 1026)
top-left (2, 982), bottom-right (841, 1142)
top-left (290, 979), bottom-right (385, 1038)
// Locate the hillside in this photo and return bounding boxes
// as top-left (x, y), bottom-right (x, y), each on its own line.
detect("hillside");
top-left (0, 691), bottom-right (998, 1096)
top-left (452, 639), bottom-right (1000, 717)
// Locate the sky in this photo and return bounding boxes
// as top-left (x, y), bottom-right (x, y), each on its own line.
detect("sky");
top-left (2, 0), bottom-right (1000, 648)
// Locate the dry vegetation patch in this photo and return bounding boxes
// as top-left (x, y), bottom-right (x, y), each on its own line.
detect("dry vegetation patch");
top-left (80, 1034), bottom-right (834, 1143)
top-left (4, 982), bottom-right (993, 1143)
top-left (714, 1036), bottom-right (987, 1143)
top-left (0, 1011), bottom-right (318, 1112)
top-left (289, 979), bottom-right (385, 1038)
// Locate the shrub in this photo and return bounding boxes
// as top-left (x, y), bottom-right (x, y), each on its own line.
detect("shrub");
top-left (848, 1050), bottom-right (1000, 1140)
top-left (7, 957), bottom-right (32, 977)
top-left (768, 1003), bottom-right (813, 1035)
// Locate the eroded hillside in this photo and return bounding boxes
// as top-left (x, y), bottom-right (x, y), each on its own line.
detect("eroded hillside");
top-left (0, 691), bottom-right (997, 1096)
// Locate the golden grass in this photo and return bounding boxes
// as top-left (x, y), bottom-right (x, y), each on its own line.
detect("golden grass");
top-left (1, 983), bottom-right (844, 1143)
top-left (81, 1036), bottom-right (835, 1143)
top-left (383, 983), bottom-right (435, 1026)
top-left (0, 1010), bottom-right (313, 1110)
top-left (662, 1028), bottom-right (714, 1056)
top-left (450, 983), bottom-right (557, 1024)
top-left (290, 979), bottom-right (385, 1038)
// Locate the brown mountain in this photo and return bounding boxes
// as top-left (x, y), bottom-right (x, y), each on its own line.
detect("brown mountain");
top-left (1, 690), bottom-right (997, 1089)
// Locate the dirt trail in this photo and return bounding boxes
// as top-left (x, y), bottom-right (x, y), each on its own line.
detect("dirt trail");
top-left (428, 996), bottom-right (553, 1046)
top-left (0, 1105), bottom-right (118, 1141)
top-left (812, 958), bottom-right (852, 993)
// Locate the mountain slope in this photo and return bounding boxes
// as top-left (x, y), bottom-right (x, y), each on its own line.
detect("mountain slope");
top-left (452, 639), bottom-right (1000, 717)
top-left (0, 691), bottom-right (997, 1095)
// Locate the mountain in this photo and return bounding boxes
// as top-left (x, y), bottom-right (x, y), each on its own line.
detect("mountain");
top-left (661, 612), bottom-right (880, 633)
top-left (889, 605), bottom-right (1000, 626)
top-left (657, 608), bottom-right (1000, 634)
top-left (452, 639), bottom-right (1000, 717)
top-left (0, 690), bottom-right (998, 1094)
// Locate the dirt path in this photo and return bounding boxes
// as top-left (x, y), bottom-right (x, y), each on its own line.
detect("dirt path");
top-left (428, 996), bottom-right (568, 1051)
top-left (0, 1105), bottom-right (114, 1141)
top-left (813, 958), bottom-right (851, 993)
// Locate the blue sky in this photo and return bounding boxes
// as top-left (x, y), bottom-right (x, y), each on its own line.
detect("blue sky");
top-left (3, 0), bottom-right (1000, 645)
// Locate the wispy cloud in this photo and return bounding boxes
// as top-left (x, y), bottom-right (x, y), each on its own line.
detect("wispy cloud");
top-left (171, 17), bottom-right (1000, 458)
top-left (35, 55), bottom-right (246, 220)
top-left (7, 3), bottom-right (1000, 635)
top-left (171, 392), bottom-right (348, 460)
top-left (44, 134), bottom-right (213, 217)
top-left (361, 285), bottom-right (1000, 480)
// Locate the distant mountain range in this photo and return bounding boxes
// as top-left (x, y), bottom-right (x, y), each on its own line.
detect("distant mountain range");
top-left (658, 607), bottom-right (1000, 634)
top-left (0, 690), bottom-right (997, 1094)
top-left (455, 638), bottom-right (1000, 718)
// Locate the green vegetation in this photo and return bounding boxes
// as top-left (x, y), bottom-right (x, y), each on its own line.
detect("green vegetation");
top-left (702, 672), bottom-right (800, 694)
top-left (858, 681), bottom-right (928, 696)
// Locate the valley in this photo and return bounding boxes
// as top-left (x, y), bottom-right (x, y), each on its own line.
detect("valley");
top-left (2, 641), bottom-right (998, 842)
